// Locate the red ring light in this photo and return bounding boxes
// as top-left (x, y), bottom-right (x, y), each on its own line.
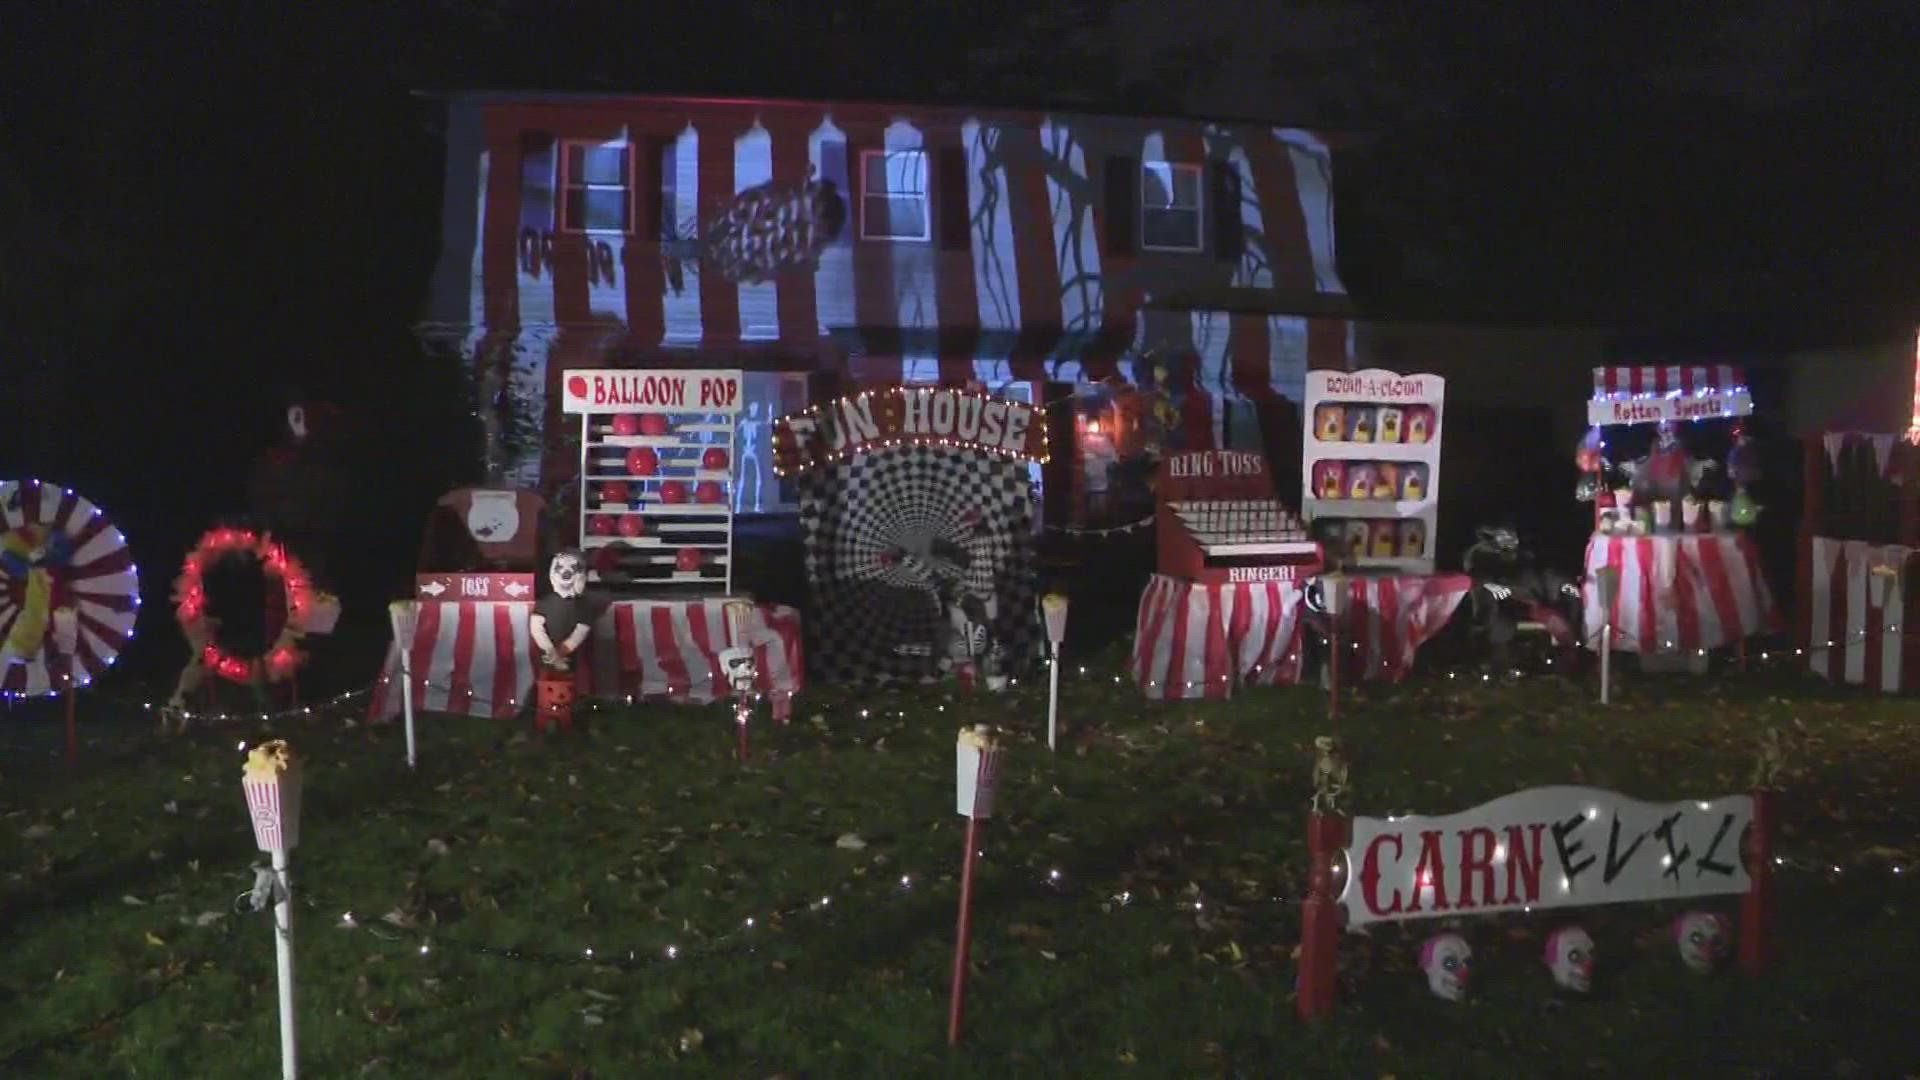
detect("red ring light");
top-left (173, 527), bottom-right (312, 685)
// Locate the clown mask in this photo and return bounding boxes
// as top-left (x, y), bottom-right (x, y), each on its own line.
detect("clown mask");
top-left (1674, 911), bottom-right (1730, 974)
top-left (1346, 408), bottom-right (1375, 443)
top-left (1405, 407), bottom-right (1433, 444)
top-left (1544, 926), bottom-right (1595, 993)
top-left (1420, 933), bottom-right (1472, 1001)
top-left (1372, 463), bottom-right (1400, 500)
top-left (1377, 407), bottom-right (1404, 444)
top-left (1401, 464), bottom-right (1427, 502)
top-left (1315, 405), bottom-right (1345, 442)
top-left (548, 551), bottom-right (586, 599)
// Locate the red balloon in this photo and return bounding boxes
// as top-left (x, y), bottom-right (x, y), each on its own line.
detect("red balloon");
top-left (675, 547), bottom-right (704, 573)
top-left (611, 414), bottom-right (642, 437)
top-left (702, 447), bottom-right (729, 471)
top-left (639, 414), bottom-right (671, 436)
top-left (694, 481), bottom-right (725, 504)
top-left (588, 515), bottom-right (618, 536)
top-left (600, 480), bottom-right (631, 503)
top-left (592, 545), bottom-right (623, 573)
top-left (617, 514), bottom-right (647, 538)
top-left (626, 447), bottom-right (660, 477)
top-left (660, 480), bottom-right (689, 504)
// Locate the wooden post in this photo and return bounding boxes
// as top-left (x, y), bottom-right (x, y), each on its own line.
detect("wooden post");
top-left (1297, 811), bottom-right (1348, 1020)
top-left (63, 671), bottom-right (78, 768)
top-left (1739, 787), bottom-right (1776, 976)
top-left (1796, 437), bottom-right (1825, 655)
top-left (947, 814), bottom-right (982, 1045)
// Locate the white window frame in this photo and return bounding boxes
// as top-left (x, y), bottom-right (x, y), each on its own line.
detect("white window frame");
top-left (858, 148), bottom-right (932, 242)
top-left (1140, 160), bottom-right (1205, 253)
top-left (558, 139), bottom-right (633, 235)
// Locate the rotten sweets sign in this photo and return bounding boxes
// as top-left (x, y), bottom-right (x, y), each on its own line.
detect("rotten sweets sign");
top-left (773, 387), bottom-right (1046, 475)
top-left (1340, 786), bottom-right (1754, 925)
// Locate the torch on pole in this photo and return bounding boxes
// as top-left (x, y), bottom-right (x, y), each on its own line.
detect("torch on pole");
top-left (948, 725), bottom-right (1003, 1046)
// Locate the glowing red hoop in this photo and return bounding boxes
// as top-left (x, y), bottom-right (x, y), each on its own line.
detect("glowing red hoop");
top-left (173, 527), bottom-right (312, 684)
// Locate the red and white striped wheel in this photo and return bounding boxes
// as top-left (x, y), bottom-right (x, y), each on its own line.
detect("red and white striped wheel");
top-left (0, 479), bottom-right (141, 697)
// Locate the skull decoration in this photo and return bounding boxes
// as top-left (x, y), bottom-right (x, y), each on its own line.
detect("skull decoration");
top-left (1674, 911), bottom-right (1731, 974)
top-left (1544, 926), bottom-right (1595, 993)
top-left (717, 644), bottom-right (758, 696)
top-left (286, 404), bottom-right (309, 443)
top-left (1419, 933), bottom-right (1472, 1002)
top-left (548, 550), bottom-right (585, 599)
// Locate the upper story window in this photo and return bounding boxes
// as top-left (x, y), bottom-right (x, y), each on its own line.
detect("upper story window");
top-left (561, 141), bottom-right (632, 234)
top-left (860, 149), bottom-right (930, 241)
top-left (1141, 161), bottom-right (1204, 252)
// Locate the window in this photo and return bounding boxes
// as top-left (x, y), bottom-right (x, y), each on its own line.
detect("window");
top-left (560, 141), bottom-right (631, 233)
top-left (1141, 161), bottom-right (1204, 252)
top-left (860, 149), bottom-right (930, 241)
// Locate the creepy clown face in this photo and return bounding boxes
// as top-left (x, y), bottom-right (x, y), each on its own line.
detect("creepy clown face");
top-left (1544, 926), bottom-right (1595, 993)
top-left (548, 551), bottom-right (586, 598)
top-left (1420, 933), bottom-right (1472, 1001)
top-left (1674, 911), bottom-right (1730, 974)
top-left (286, 405), bottom-right (308, 443)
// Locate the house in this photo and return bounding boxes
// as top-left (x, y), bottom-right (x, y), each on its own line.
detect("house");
top-left (415, 91), bottom-right (1358, 528)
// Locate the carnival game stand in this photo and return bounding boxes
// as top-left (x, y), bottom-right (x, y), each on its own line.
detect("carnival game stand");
top-left (1131, 449), bottom-right (1328, 699)
top-left (1578, 366), bottom-right (1780, 670)
top-left (1800, 431), bottom-right (1919, 692)
top-left (371, 369), bottom-right (803, 722)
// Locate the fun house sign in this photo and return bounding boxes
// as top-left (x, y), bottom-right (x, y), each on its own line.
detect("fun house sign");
top-left (773, 387), bottom-right (1046, 474)
top-left (1339, 786), bottom-right (1755, 925)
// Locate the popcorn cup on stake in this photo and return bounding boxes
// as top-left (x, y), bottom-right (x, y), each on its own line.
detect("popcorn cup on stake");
top-left (1040, 593), bottom-right (1068, 650)
top-left (955, 725), bottom-right (1004, 819)
top-left (1708, 500), bottom-right (1729, 531)
top-left (1681, 496), bottom-right (1702, 532)
top-left (242, 740), bottom-right (301, 852)
top-left (1651, 501), bottom-right (1673, 532)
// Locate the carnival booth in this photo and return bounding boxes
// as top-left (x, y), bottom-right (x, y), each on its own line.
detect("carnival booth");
top-left (372, 368), bottom-right (803, 730)
top-left (775, 385), bottom-right (1046, 687)
top-left (1800, 430), bottom-right (1919, 692)
top-left (1301, 370), bottom-right (1470, 688)
top-left (1576, 366), bottom-right (1780, 670)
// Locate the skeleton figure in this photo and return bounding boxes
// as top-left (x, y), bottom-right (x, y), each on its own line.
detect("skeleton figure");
top-left (1310, 735), bottom-right (1348, 813)
top-left (530, 551), bottom-right (592, 671)
top-left (1420, 933), bottom-right (1472, 1001)
top-left (1544, 926), bottom-right (1596, 993)
top-left (1674, 911), bottom-right (1731, 974)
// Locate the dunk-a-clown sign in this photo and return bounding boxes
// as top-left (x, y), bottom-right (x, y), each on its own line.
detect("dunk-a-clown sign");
top-left (1341, 786), bottom-right (1753, 923)
top-left (773, 387), bottom-right (1048, 475)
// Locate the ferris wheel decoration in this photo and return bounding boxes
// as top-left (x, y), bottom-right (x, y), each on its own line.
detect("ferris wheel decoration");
top-left (0, 479), bottom-right (141, 697)
top-left (799, 445), bottom-right (1039, 684)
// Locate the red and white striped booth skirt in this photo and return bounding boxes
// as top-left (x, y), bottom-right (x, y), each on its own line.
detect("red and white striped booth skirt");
top-left (370, 598), bottom-right (803, 721)
top-left (1806, 537), bottom-right (1916, 693)
top-left (1130, 572), bottom-right (1470, 700)
top-left (1582, 534), bottom-right (1779, 654)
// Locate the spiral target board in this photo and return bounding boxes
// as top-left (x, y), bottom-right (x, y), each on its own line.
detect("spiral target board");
top-left (0, 480), bottom-right (140, 696)
top-left (799, 446), bottom-right (1038, 683)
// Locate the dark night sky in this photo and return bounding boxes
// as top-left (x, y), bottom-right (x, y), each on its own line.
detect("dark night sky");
top-left (2, 1), bottom-right (1917, 659)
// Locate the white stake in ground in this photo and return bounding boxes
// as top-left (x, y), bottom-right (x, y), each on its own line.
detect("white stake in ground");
top-left (1040, 594), bottom-right (1068, 750)
top-left (241, 741), bottom-right (303, 1080)
top-left (1594, 565), bottom-right (1619, 705)
top-left (389, 602), bottom-right (419, 769)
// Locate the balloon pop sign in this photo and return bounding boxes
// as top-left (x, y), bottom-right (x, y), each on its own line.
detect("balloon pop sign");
top-left (1295, 737), bottom-right (1782, 1019)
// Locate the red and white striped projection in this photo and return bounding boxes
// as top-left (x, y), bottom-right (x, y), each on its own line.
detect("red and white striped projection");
top-left (437, 97), bottom-right (1355, 490)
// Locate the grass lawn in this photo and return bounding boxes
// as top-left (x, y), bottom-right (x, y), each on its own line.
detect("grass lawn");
top-left (1, 652), bottom-right (1916, 1078)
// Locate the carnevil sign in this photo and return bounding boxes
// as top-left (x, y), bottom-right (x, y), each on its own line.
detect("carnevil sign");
top-left (1340, 786), bottom-right (1754, 925)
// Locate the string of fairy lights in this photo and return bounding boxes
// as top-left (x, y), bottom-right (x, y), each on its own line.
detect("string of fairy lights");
top-left (0, 619), bottom-right (1904, 727)
top-left (253, 841), bottom-right (1908, 976)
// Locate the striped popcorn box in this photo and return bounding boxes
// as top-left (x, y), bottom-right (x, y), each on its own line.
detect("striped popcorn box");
top-left (241, 741), bottom-right (302, 852)
top-left (955, 726), bottom-right (1004, 819)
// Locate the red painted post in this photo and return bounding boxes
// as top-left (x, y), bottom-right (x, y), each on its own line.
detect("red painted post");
top-left (63, 671), bottom-right (78, 769)
top-left (1739, 788), bottom-right (1776, 976)
top-left (1297, 811), bottom-right (1347, 1020)
top-left (947, 814), bottom-right (982, 1045)
top-left (1326, 620), bottom-right (1341, 724)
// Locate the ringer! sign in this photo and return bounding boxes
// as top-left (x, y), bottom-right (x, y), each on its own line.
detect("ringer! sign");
top-left (1340, 786), bottom-right (1753, 925)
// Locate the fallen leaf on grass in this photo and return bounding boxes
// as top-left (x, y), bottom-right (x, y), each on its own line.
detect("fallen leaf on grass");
top-left (22, 824), bottom-right (52, 840)
top-left (144, 932), bottom-right (166, 947)
top-left (121, 895), bottom-right (147, 906)
top-left (678, 1027), bottom-right (704, 1052)
top-left (835, 833), bottom-right (867, 850)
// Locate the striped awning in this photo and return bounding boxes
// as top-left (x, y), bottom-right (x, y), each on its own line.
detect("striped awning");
top-left (1592, 365), bottom-right (1746, 397)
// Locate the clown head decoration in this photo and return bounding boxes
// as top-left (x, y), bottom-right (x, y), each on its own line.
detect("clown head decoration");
top-left (1399, 520), bottom-right (1426, 558)
top-left (1368, 520), bottom-right (1399, 559)
top-left (1315, 461), bottom-right (1346, 499)
top-left (1674, 911), bottom-right (1731, 974)
top-left (1405, 406), bottom-right (1434, 444)
top-left (1544, 926), bottom-right (1595, 993)
top-left (548, 549), bottom-right (585, 599)
top-left (286, 405), bottom-right (308, 444)
top-left (1347, 464), bottom-right (1376, 500)
top-left (717, 644), bottom-right (758, 696)
top-left (1401, 464), bottom-right (1428, 502)
top-left (1372, 463), bottom-right (1400, 501)
top-left (1315, 404), bottom-right (1345, 442)
top-left (1345, 408), bottom-right (1376, 443)
top-left (1420, 933), bottom-right (1472, 1001)
top-left (1377, 406), bottom-right (1404, 444)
